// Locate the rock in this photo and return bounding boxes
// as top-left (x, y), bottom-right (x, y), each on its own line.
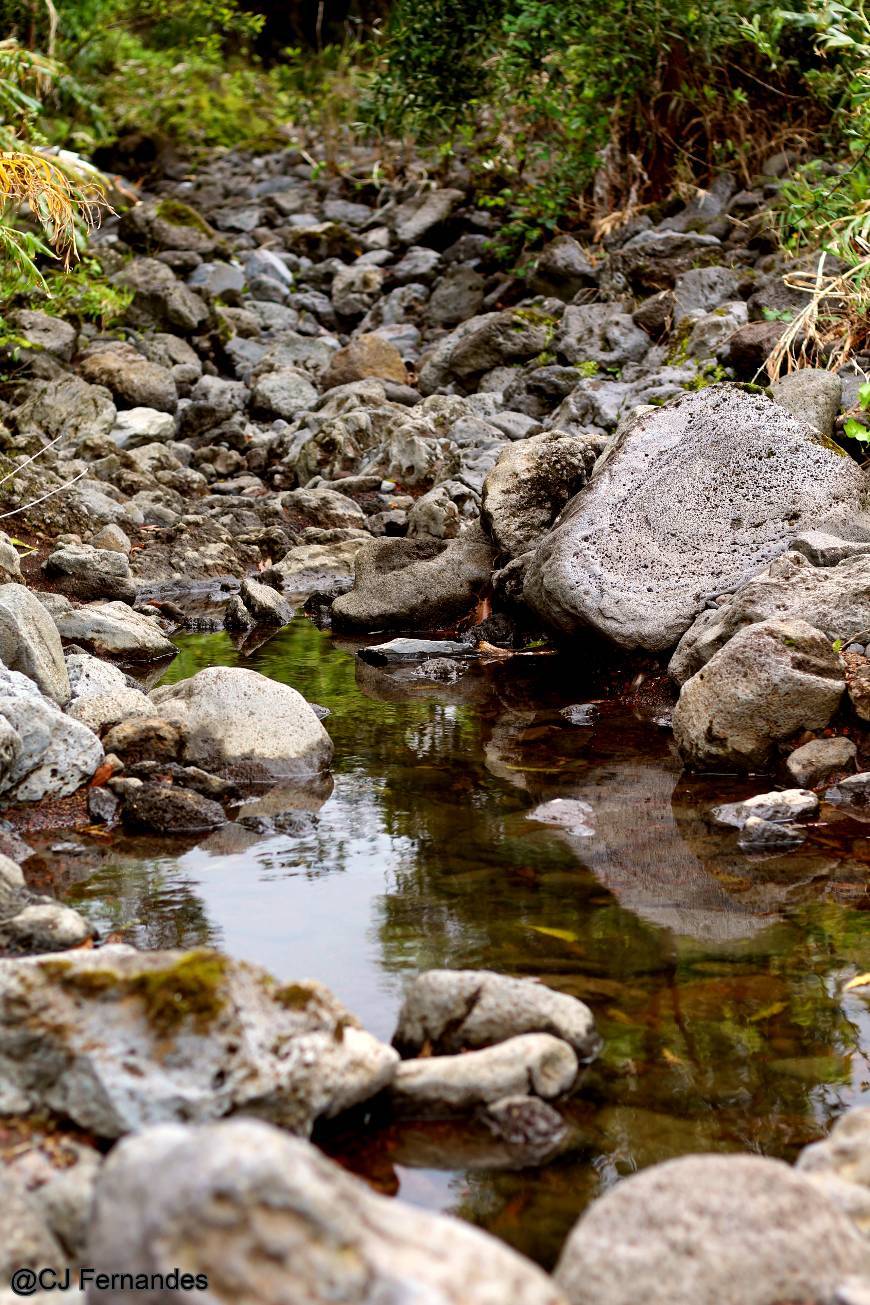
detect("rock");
top-left (786, 736), bottom-right (857, 787)
top-left (672, 619), bottom-right (845, 770)
top-left (0, 852), bottom-right (93, 954)
top-left (121, 782), bottom-right (226, 834)
top-left (119, 197), bottom-right (218, 254)
top-left (85, 1118), bottom-right (565, 1304)
top-left (440, 308), bottom-right (558, 382)
top-left (737, 816), bottom-right (806, 851)
top-left (717, 319), bottom-right (789, 376)
top-left (0, 947), bottom-right (396, 1137)
top-left (429, 265), bottom-right (486, 325)
top-left (0, 583), bottom-right (69, 704)
top-left (92, 523), bottom-right (131, 554)
top-left (670, 551), bottom-right (870, 683)
top-left (80, 344), bottom-right (178, 413)
top-left (554, 1153), bottom-right (870, 1305)
top-left (101, 716), bottom-right (185, 765)
top-left (394, 187), bottom-right (465, 244)
top-left (46, 598), bottom-right (176, 660)
top-left (43, 543), bottom-right (136, 603)
top-left (406, 484), bottom-right (461, 538)
top-left (672, 266), bottom-right (740, 323)
top-left (268, 539), bottom-right (367, 593)
top-left (3, 1124), bottom-right (101, 1258)
top-left (0, 1167), bottom-right (66, 1275)
top-left (847, 653), bottom-right (870, 721)
top-left (0, 665), bottom-right (103, 802)
top-left (771, 368), bottom-right (842, 438)
top-left (251, 368), bottom-right (319, 420)
top-left (65, 653), bottom-right (152, 733)
top-left (331, 523), bottom-right (495, 632)
top-left (88, 785), bottom-right (119, 824)
top-left (108, 406), bottom-right (176, 449)
top-left (0, 532), bottom-right (22, 584)
top-left (238, 577), bottom-right (293, 625)
top-left (483, 1094), bottom-right (569, 1150)
top-left (358, 637), bottom-right (470, 665)
top-left (112, 257), bottom-right (210, 334)
top-left (393, 969), bottom-right (598, 1059)
top-left (525, 386), bottom-right (864, 651)
top-left (282, 486), bottom-right (367, 532)
top-left (331, 263), bottom-right (384, 318)
top-left (531, 235), bottom-right (598, 299)
top-left (528, 798), bottom-right (596, 835)
top-left (556, 303), bottom-right (649, 367)
top-left (824, 772), bottom-right (870, 815)
top-left (321, 333), bottom-right (407, 389)
top-left (609, 228), bottom-right (723, 293)
top-left (150, 666), bottom-right (333, 780)
top-left (188, 259), bottom-right (245, 302)
top-left (797, 1107), bottom-right (870, 1233)
top-left (711, 788), bottom-right (819, 828)
top-left (11, 308), bottom-right (76, 361)
top-left (390, 1034), bottom-right (578, 1115)
top-left (12, 374), bottom-right (116, 445)
top-left (481, 431), bottom-right (602, 559)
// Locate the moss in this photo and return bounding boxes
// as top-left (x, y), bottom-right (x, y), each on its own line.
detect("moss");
top-left (127, 951), bottom-right (229, 1034)
top-left (41, 962), bottom-right (119, 995)
top-left (156, 198), bottom-right (213, 235)
top-left (273, 981), bottom-right (317, 1010)
top-left (574, 360), bottom-right (599, 378)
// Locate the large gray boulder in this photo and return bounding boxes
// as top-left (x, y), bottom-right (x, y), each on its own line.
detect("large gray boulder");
top-left (0, 947), bottom-right (396, 1138)
top-left (64, 653), bottom-right (152, 733)
top-left (150, 666), bottom-right (333, 780)
top-left (0, 583), bottom-right (69, 704)
top-left (671, 550), bottom-right (870, 683)
top-left (43, 597), bottom-right (176, 660)
top-left (672, 618), bottom-right (844, 769)
top-left (554, 1154), bottom-right (870, 1305)
top-left (331, 523), bottom-right (494, 632)
top-left (0, 665), bottom-right (103, 802)
top-left (481, 431), bottom-right (603, 559)
top-left (393, 969), bottom-right (598, 1059)
top-left (12, 374), bottom-right (116, 445)
top-left (524, 386), bottom-right (865, 651)
top-left (86, 1119), bottom-right (566, 1305)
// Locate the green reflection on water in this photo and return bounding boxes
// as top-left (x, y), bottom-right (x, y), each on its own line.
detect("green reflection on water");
top-left (67, 617), bottom-right (870, 1269)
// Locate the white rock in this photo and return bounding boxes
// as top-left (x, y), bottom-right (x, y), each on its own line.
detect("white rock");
top-left (0, 665), bottom-right (103, 802)
top-left (0, 583), bottom-right (70, 704)
top-left (65, 653), bottom-right (152, 733)
top-left (391, 1033), bottom-right (578, 1114)
top-left (711, 788), bottom-right (819, 828)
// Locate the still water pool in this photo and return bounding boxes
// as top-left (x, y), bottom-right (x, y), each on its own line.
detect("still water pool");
top-left (61, 615), bottom-right (870, 1268)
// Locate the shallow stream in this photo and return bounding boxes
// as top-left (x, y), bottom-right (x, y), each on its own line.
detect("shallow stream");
top-left (42, 616), bottom-right (870, 1268)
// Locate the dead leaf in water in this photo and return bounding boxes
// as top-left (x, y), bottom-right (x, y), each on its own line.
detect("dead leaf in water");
top-left (528, 925), bottom-right (579, 943)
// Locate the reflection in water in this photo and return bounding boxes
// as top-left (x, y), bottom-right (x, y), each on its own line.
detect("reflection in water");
top-left (57, 617), bottom-right (870, 1270)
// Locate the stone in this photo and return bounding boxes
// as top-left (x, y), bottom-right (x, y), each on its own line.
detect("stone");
top-left (429, 265), bottom-right (486, 325)
top-left (737, 816), bottom-right (806, 851)
top-left (12, 374), bottom-right (116, 445)
top-left (0, 948), bottom-right (396, 1138)
top-left (268, 539), bottom-right (367, 594)
top-left (11, 308), bottom-right (76, 361)
top-left (102, 717), bottom-right (185, 765)
top-left (121, 782), bottom-right (226, 834)
top-left (771, 367), bottom-right (842, 439)
top-left (0, 532), bottom-right (21, 583)
top-left (481, 431), bottom-right (602, 560)
top-left (0, 851), bottom-right (93, 954)
top-left (528, 798), bottom-right (596, 835)
top-left (251, 368), bottom-right (318, 420)
top-left (711, 788), bottom-right (819, 828)
top-left (797, 1107), bottom-right (870, 1234)
top-left (358, 638), bottom-right (470, 665)
top-left (393, 969), bottom-right (598, 1059)
top-left (108, 406), bottom-right (176, 449)
top-left (119, 198), bottom-right (218, 254)
top-left (150, 666), bottom-right (333, 780)
top-left (824, 772), bottom-right (870, 815)
top-left (187, 260), bottom-right (245, 302)
top-left (282, 486), bottom-right (367, 532)
top-left (0, 1168), bottom-right (65, 1275)
top-left (672, 266), bottom-right (740, 323)
top-left (525, 386), bottom-right (864, 651)
top-left (331, 523), bottom-right (495, 632)
top-left (65, 653), bottom-right (152, 733)
top-left (554, 1153), bottom-right (870, 1305)
top-left (786, 736), bottom-right (857, 787)
top-left (112, 257), bottom-right (210, 334)
top-left (80, 344), bottom-right (178, 413)
top-left (85, 1118), bottom-right (565, 1305)
top-left (406, 485), bottom-right (461, 539)
top-left (609, 228), bottom-right (723, 293)
top-left (43, 543), bottom-right (136, 604)
top-left (717, 319), bottom-right (789, 376)
top-left (92, 524), bottom-right (131, 554)
top-left (531, 235), bottom-right (598, 299)
top-left (440, 309), bottom-right (558, 381)
top-left (321, 333), bottom-right (407, 389)
top-left (0, 665), bottom-right (103, 803)
top-left (672, 619), bottom-right (845, 770)
top-left (847, 653), bottom-right (870, 722)
top-left (46, 599), bottom-right (175, 660)
top-left (331, 263), bottom-right (384, 318)
top-left (670, 551), bottom-right (870, 683)
top-left (556, 303), bottom-right (649, 367)
top-left (483, 1094), bottom-right (569, 1151)
top-left (394, 187), bottom-right (465, 244)
top-left (0, 583), bottom-right (69, 704)
top-left (390, 1034), bottom-right (578, 1114)
top-left (238, 576), bottom-right (293, 625)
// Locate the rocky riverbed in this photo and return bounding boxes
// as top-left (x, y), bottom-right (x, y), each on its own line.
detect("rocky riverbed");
top-left (3, 140), bottom-right (870, 1300)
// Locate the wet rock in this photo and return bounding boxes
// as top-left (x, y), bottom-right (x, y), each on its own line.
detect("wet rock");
top-left (393, 187), bottom-right (464, 244)
top-left (670, 551), bottom-right (870, 683)
top-left (11, 308), bottom-right (76, 361)
top-left (0, 583), bottom-right (69, 705)
top-left (554, 1153), bottom-right (870, 1305)
top-left (525, 387), bottom-right (864, 651)
top-left (481, 430), bottom-right (602, 560)
top-left (65, 653), bottom-right (152, 733)
top-left (673, 619), bottom-right (844, 770)
top-left (528, 798), bottom-right (596, 835)
top-left (393, 969), bottom-right (598, 1059)
top-left (80, 344), bottom-right (178, 414)
top-left (737, 816), bottom-right (807, 851)
top-left (12, 374), bottom-right (116, 445)
top-left (322, 333), bottom-right (407, 389)
top-left (359, 637), bottom-right (470, 665)
top-left (101, 716), bottom-right (185, 765)
top-left (268, 539), bottom-right (367, 594)
top-left (88, 785), bottom-right (119, 824)
top-left (824, 772), bottom-right (870, 817)
top-left (150, 666), bottom-right (333, 780)
top-left (43, 543), bottom-right (136, 604)
top-left (771, 368), bottom-right (842, 438)
top-left (390, 1033), bottom-right (578, 1115)
top-left (251, 367), bottom-right (318, 420)
top-left (530, 235), bottom-right (598, 299)
top-left (237, 576), bottom-right (293, 625)
top-left (711, 788), bottom-right (819, 828)
top-left (85, 1118), bottom-right (565, 1305)
top-left (0, 948), bottom-right (396, 1138)
top-left (786, 736), bottom-right (857, 787)
top-left (0, 666), bottom-right (103, 803)
top-left (0, 853), bottom-right (93, 954)
top-left (482, 1094), bottom-right (569, 1149)
top-left (45, 597), bottom-right (176, 660)
top-left (121, 782), bottom-right (226, 834)
top-left (331, 523), bottom-right (494, 633)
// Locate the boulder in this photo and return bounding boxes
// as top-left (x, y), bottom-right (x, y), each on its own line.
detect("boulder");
top-left (481, 431), bottom-right (602, 559)
top-left (150, 666), bottom-right (333, 780)
top-left (101, 716), bottom-right (185, 765)
top-left (393, 969), bottom-right (598, 1059)
top-left (85, 1119), bottom-right (566, 1304)
top-left (12, 374), bottom-right (116, 445)
top-left (237, 577), bottom-right (294, 626)
top-left (10, 308), bottom-right (76, 361)
top-left (555, 303), bottom-right (649, 367)
top-left (45, 598), bottom-right (175, 660)
top-left (250, 368), bottom-right (319, 420)
top-left (119, 198), bottom-right (218, 255)
top-left (786, 736), bottom-right (857, 787)
top-left (80, 344), bottom-right (178, 413)
top-left (43, 543), bottom-right (136, 604)
top-left (0, 852), bottom-right (93, 954)
top-left (64, 654), bottom-right (153, 733)
top-left (331, 523), bottom-right (494, 632)
top-left (797, 1107), bottom-right (870, 1232)
top-left (672, 618), bottom-right (844, 770)
top-left (112, 258), bottom-right (210, 335)
top-left (531, 235), bottom-right (598, 299)
top-left (0, 665), bottom-right (103, 802)
top-left (525, 386), bottom-right (865, 651)
top-left (554, 1154), bottom-right (870, 1305)
top-left (391, 1034), bottom-right (578, 1115)
top-left (393, 187), bottom-right (464, 244)
top-left (428, 265), bottom-right (486, 325)
top-left (0, 948), bottom-right (395, 1138)
top-left (120, 783), bottom-right (226, 835)
top-left (0, 1168), bottom-right (66, 1277)
top-left (268, 539), bottom-right (367, 594)
top-left (771, 368), bottom-right (842, 438)
top-left (0, 583), bottom-right (69, 704)
top-left (321, 333), bottom-right (407, 389)
top-left (670, 551), bottom-right (870, 683)
top-left (281, 486), bottom-right (367, 532)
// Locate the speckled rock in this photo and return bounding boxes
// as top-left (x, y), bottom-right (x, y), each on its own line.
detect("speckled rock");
top-left (0, 583), bottom-right (69, 705)
top-left (390, 1034), bottom-right (579, 1115)
top-left (481, 431), bottom-right (603, 559)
